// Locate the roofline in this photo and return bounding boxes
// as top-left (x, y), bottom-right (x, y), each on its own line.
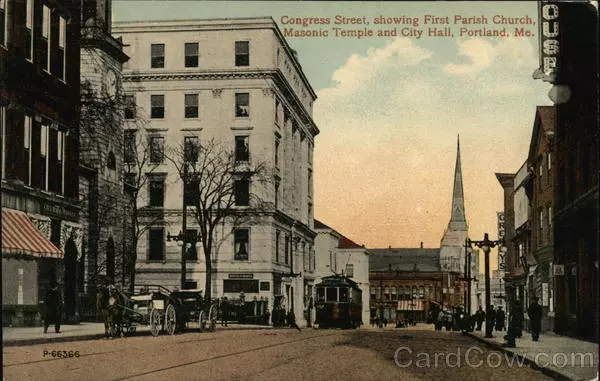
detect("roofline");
top-left (112, 17), bottom-right (317, 100)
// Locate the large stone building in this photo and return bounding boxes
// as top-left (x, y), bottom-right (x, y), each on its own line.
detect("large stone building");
top-left (78, 0), bottom-right (130, 319)
top-left (1, 0), bottom-right (81, 325)
top-left (112, 18), bottom-right (319, 326)
top-left (314, 219), bottom-right (370, 326)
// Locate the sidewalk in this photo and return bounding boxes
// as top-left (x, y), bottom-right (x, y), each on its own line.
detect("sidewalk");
top-left (467, 328), bottom-right (599, 381)
top-left (2, 322), bottom-right (273, 347)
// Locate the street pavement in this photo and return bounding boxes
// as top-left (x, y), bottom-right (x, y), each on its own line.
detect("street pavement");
top-left (3, 324), bottom-right (559, 381)
top-left (468, 326), bottom-right (598, 381)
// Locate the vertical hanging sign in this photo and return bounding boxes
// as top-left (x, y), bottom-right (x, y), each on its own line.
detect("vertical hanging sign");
top-left (533, 1), bottom-right (559, 83)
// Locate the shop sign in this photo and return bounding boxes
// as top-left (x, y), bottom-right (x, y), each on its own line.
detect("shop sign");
top-left (228, 273), bottom-right (254, 279)
top-left (542, 283), bottom-right (549, 307)
top-left (534, 1), bottom-right (559, 83)
top-left (41, 202), bottom-right (78, 221)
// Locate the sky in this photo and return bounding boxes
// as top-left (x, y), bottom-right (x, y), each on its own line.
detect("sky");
top-left (113, 1), bottom-right (553, 264)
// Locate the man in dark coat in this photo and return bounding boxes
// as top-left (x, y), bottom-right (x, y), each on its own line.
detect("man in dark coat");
top-left (475, 306), bottom-right (485, 331)
top-left (220, 297), bottom-right (230, 327)
top-left (504, 299), bottom-right (524, 347)
top-left (527, 297), bottom-right (543, 341)
top-left (43, 281), bottom-right (62, 334)
top-left (495, 306), bottom-right (506, 331)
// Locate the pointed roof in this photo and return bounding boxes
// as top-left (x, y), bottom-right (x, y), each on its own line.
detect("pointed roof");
top-left (448, 135), bottom-right (467, 231)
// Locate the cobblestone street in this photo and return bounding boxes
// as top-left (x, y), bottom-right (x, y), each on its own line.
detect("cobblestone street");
top-left (3, 326), bottom-right (554, 381)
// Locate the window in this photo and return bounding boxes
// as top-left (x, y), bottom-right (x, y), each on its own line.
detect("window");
top-left (185, 229), bottom-right (198, 260)
top-left (57, 16), bottom-right (66, 80)
top-left (42, 5), bottom-right (51, 71)
top-left (308, 143), bottom-right (313, 164)
top-left (148, 228), bottom-right (165, 261)
top-left (40, 123), bottom-right (49, 190)
top-left (107, 151), bottom-right (116, 170)
top-left (275, 231), bottom-right (280, 263)
top-left (124, 95), bottom-right (136, 119)
top-left (184, 94), bottom-right (198, 118)
top-left (235, 136), bottom-right (249, 161)
top-left (183, 178), bottom-right (198, 206)
top-left (235, 41), bottom-right (249, 66)
top-left (285, 235), bottom-right (289, 264)
top-left (234, 179), bottom-right (249, 206)
top-left (548, 205), bottom-right (552, 232)
top-left (235, 93), bottom-right (249, 117)
top-left (123, 130), bottom-right (135, 164)
top-left (0, 106), bottom-right (5, 179)
top-left (184, 43), bottom-right (199, 67)
top-left (274, 180), bottom-right (280, 209)
top-left (149, 136), bottom-right (164, 163)
top-left (234, 228), bottom-right (249, 260)
top-left (184, 136), bottom-right (199, 163)
top-left (151, 44), bottom-right (165, 68)
top-left (547, 152), bottom-right (552, 186)
top-left (274, 139), bottom-right (279, 167)
top-left (339, 287), bottom-right (349, 302)
top-left (538, 162), bottom-right (543, 191)
top-left (23, 116), bottom-right (32, 185)
top-left (346, 264), bottom-right (354, 278)
top-left (275, 99), bottom-right (280, 125)
top-left (308, 169), bottom-right (312, 196)
top-left (538, 209), bottom-right (544, 244)
top-left (0, 0), bottom-right (6, 46)
top-left (326, 287), bottom-right (337, 302)
top-left (25, 0), bottom-right (33, 60)
top-left (148, 177), bottom-right (165, 207)
top-left (303, 242), bottom-right (307, 271)
top-left (57, 131), bottom-right (64, 194)
top-left (150, 95), bottom-right (164, 119)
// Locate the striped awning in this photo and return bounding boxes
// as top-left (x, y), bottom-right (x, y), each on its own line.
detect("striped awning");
top-left (1, 209), bottom-right (63, 258)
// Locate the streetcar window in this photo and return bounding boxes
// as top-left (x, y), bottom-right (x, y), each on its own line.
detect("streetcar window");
top-left (317, 287), bottom-right (325, 302)
top-left (339, 287), bottom-right (349, 302)
top-left (326, 287), bottom-right (337, 302)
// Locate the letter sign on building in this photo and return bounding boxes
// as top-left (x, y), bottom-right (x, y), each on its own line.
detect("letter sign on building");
top-left (533, 1), bottom-right (559, 83)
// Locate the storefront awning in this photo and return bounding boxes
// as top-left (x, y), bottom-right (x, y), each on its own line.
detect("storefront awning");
top-left (1, 209), bottom-right (63, 258)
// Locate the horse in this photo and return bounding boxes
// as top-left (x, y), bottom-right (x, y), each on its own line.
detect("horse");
top-left (97, 285), bottom-right (126, 338)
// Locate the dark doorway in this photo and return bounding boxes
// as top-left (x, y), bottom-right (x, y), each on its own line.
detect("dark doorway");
top-left (106, 237), bottom-right (115, 283)
top-left (63, 238), bottom-right (78, 319)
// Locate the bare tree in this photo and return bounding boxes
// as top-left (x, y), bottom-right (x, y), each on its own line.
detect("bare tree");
top-left (166, 138), bottom-right (273, 298)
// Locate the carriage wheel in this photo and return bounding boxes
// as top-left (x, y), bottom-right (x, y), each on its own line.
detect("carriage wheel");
top-left (165, 304), bottom-right (177, 335)
top-left (150, 308), bottom-right (162, 337)
top-left (206, 304), bottom-right (217, 332)
top-left (198, 310), bottom-right (205, 333)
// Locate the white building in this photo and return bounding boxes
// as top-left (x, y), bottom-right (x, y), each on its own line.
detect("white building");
top-left (112, 18), bottom-right (319, 326)
top-left (314, 220), bottom-right (370, 326)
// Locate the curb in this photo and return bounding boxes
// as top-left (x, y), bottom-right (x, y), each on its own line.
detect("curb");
top-left (3, 326), bottom-right (274, 347)
top-left (466, 332), bottom-right (587, 381)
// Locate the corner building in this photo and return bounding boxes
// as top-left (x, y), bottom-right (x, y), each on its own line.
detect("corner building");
top-left (112, 18), bottom-right (319, 326)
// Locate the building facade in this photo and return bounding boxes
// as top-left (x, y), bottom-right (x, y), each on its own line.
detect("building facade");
top-left (537, 2), bottom-right (598, 342)
top-left (78, 0), bottom-right (130, 319)
top-left (314, 220), bottom-right (370, 326)
top-left (525, 106), bottom-right (556, 332)
top-left (112, 18), bottom-right (319, 326)
top-left (1, 0), bottom-right (81, 325)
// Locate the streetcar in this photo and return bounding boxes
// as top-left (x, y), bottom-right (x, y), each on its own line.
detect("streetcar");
top-left (315, 275), bottom-right (362, 329)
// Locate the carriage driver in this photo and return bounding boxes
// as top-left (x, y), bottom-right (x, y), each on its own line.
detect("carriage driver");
top-left (96, 281), bottom-right (110, 339)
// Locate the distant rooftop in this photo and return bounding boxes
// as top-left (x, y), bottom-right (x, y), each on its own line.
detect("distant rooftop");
top-left (369, 247), bottom-right (441, 272)
top-left (314, 219), bottom-right (365, 250)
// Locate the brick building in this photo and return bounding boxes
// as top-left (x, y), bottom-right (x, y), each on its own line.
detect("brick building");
top-left (1, 0), bottom-right (81, 325)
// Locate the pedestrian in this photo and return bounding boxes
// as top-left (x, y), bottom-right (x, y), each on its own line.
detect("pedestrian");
top-left (475, 306), bottom-right (485, 331)
top-left (263, 308), bottom-right (271, 326)
top-left (435, 310), bottom-right (444, 331)
top-left (503, 299), bottom-right (524, 348)
top-left (383, 317), bottom-right (388, 328)
top-left (220, 297), bottom-right (229, 327)
top-left (43, 280), bottom-right (62, 334)
top-left (527, 297), bottom-right (543, 341)
top-left (495, 306), bottom-right (506, 331)
top-left (486, 305), bottom-right (496, 335)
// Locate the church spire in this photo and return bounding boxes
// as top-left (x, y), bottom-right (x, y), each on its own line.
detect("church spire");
top-left (449, 135), bottom-right (467, 231)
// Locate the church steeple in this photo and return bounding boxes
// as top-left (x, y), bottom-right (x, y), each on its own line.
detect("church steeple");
top-left (448, 135), bottom-right (467, 231)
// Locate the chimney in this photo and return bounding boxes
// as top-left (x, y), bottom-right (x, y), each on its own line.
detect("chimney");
top-left (420, 242), bottom-right (423, 249)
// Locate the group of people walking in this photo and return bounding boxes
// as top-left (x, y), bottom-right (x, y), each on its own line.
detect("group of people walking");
top-left (436, 297), bottom-right (544, 348)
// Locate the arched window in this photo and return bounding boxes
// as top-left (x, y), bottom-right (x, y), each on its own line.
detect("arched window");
top-left (106, 237), bottom-right (115, 282)
top-left (107, 151), bottom-right (116, 170)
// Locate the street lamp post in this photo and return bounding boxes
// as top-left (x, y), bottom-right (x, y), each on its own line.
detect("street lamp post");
top-left (467, 233), bottom-right (506, 339)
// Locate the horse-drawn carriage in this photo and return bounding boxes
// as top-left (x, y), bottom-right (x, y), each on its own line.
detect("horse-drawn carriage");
top-left (105, 284), bottom-right (218, 337)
